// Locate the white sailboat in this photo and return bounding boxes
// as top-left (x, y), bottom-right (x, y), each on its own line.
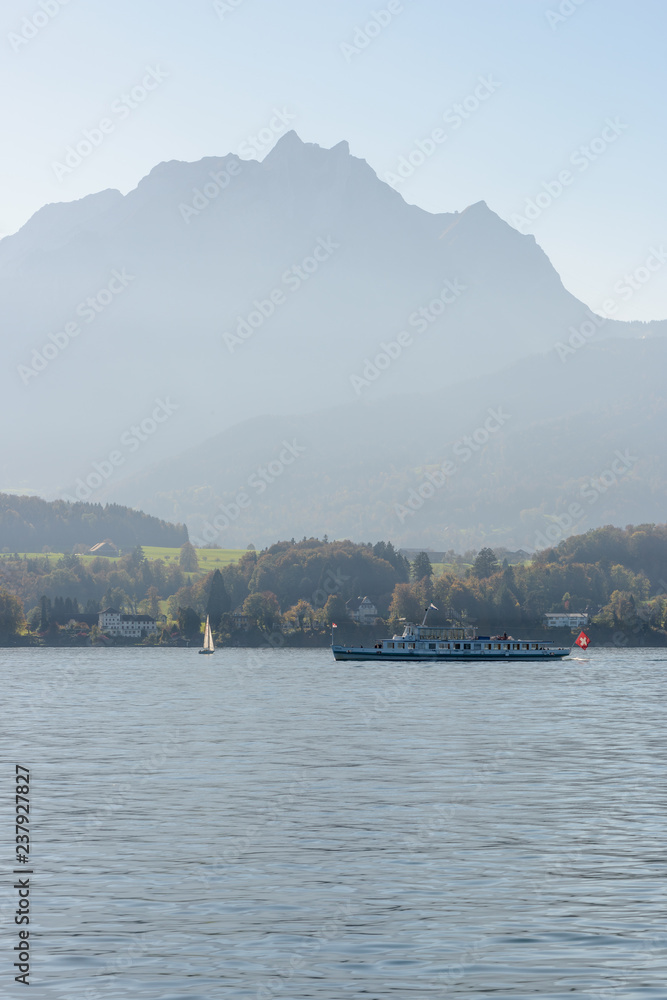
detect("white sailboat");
top-left (199, 615), bottom-right (215, 655)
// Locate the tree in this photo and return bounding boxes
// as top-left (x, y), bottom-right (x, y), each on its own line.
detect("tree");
top-left (388, 583), bottom-right (423, 624)
top-left (146, 586), bottom-right (160, 619)
top-left (242, 591), bottom-right (281, 631)
top-left (206, 570), bottom-right (231, 629)
top-left (0, 588), bottom-right (26, 639)
top-left (472, 548), bottom-right (499, 579)
top-left (411, 552), bottom-right (433, 581)
top-left (178, 606), bottom-right (201, 639)
top-left (179, 541), bottom-right (199, 572)
top-left (39, 595), bottom-right (50, 631)
top-left (323, 594), bottom-right (349, 626)
top-left (288, 599), bottom-right (315, 630)
top-left (124, 546), bottom-right (145, 571)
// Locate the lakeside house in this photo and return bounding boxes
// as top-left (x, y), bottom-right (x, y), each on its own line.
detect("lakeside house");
top-left (544, 612), bottom-right (589, 628)
top-left (346, 596), bottom-right (379, 625)
top-left (98, 607), bottom-right (157, 638)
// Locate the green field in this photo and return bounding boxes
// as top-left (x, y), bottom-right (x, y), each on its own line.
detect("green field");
top-left (143, 547), bottom-right (247, 569)
top-left (2, 547), bottom-right (247, 569)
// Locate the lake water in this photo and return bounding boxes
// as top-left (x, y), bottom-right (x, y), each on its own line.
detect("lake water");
top-left (1, 646), bottom-right (666, 999)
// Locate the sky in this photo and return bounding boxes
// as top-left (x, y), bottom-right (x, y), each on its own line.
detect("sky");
top-left (1, 0), bottom-right (666, 320)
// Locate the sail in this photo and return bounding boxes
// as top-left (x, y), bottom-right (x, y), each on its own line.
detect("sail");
top-left (203, 616), bottom-right (214, 652)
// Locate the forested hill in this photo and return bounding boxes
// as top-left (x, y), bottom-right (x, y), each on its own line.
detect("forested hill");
top-left (0, 495), bottom-right (188, 552)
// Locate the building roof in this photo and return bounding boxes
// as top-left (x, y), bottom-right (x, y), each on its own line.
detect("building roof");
top-left (346, 596), bottom-right (378, 613)
top-left (89, 540), bottom-right (118, 554)
top-left (545, 612), bottom-right (587, 617)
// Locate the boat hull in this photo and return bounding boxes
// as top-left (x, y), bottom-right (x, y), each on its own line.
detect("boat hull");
top-left (332, 645), bottom-right (570, 662)
top-left (198, 649), bottom-right (215, 655)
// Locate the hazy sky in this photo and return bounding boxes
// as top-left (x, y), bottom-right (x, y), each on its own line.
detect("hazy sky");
top-left (2, 0), bottom-right (666, 320)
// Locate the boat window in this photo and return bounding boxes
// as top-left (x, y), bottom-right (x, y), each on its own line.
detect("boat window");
top-left (397, 643), bottom-right (405, 649)
top-left (531, 644), bottom-right (538, 650)
top-left (513, 643), bottom-right (520, 650)
top-left (504, 644), bottom-right (509, 650)
top-left (408, 643), bottom-right (415, 649)
top-left (454, 643), bottom-right (460, 650)
top-left (473, 644), bottom-right (480, 650)
top-left (464, 643), bottom-right (471, 650)
top-left (438, 643), bottom-right (445, 649)
top-left (485, 644), bottom-right (491, 650)
top-left (428, 643), bottom-right (435, 649)
top-left (387, 642), bottom-right (394, 649)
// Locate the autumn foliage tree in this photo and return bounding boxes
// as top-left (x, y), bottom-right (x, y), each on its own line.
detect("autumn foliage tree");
top-left (0, 588), bottom-right (26, 640)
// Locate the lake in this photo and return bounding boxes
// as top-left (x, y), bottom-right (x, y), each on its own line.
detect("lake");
top-left (1, 646), bottom-right (666, 998)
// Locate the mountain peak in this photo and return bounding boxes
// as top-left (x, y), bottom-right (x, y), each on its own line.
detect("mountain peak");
top-left (264, 131), bottom-right (352, 166)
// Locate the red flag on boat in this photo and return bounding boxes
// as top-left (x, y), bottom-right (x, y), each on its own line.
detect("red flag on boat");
top-left (575, 631), bottom-right (591, 650)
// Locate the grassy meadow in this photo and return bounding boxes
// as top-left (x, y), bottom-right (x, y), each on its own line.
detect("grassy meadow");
top-left (2, 547), bottom-right (248, 569)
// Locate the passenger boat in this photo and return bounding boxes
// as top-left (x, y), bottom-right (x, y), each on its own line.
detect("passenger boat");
top-left (331, 608), bottom-right (571, 661)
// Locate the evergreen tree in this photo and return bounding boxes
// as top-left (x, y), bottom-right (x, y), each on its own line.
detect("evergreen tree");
top-left (411, 551), bottom-right (433, 581)
top-left (206, 570), bottom-right (231, 629)
top-left (472, 548), bottom-right (499, 579)
top-left (178, 606), bottom-right (201, 638)
top-left (39, 595), bottom-right (50, 631)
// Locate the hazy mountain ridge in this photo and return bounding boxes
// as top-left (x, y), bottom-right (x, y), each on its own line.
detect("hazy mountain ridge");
top-left (102, 338), bottom-right (667, 552)
top-left (2, 132), bottom-right (664, 499)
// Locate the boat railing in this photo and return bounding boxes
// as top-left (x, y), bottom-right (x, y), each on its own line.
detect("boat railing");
top-left (401, 624), bottom-right (478, 641)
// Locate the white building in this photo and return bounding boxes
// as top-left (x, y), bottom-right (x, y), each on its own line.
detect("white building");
top-left (346, 596), bottom-right (379, 625)
top-left (98, 608), bottom-right (158, 638)
top-left (544, 613), bottom-right (589, 628)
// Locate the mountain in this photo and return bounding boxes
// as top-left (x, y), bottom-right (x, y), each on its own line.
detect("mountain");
top-left (98, 337), bottom-right (667, 552)
top-left (2, 132), bottom-right (663, 499)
